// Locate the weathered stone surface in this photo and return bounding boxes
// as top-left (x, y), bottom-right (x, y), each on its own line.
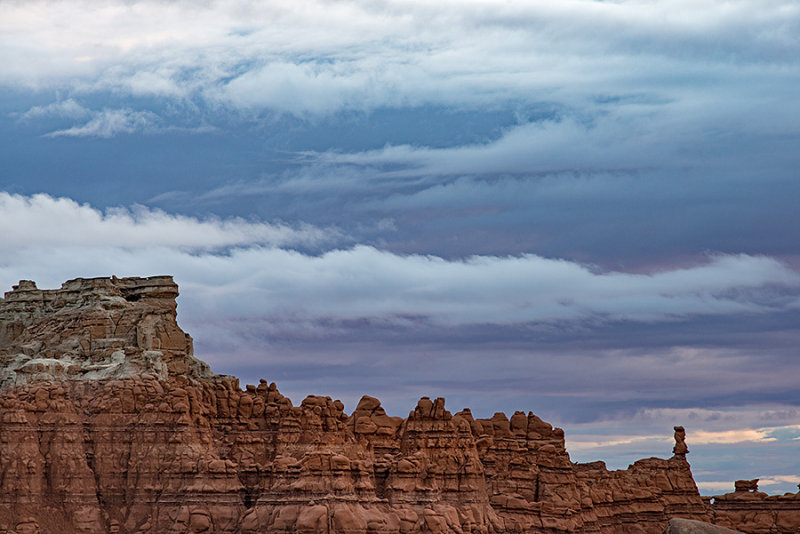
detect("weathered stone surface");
top-left (0, 276), bottom-right (789, 534)
top-left (0, 276), bottom-right (212, 390)
top-left (665, 518), bottom-right (744, 534)
top-left (673, 426), bottom-right (689, 456)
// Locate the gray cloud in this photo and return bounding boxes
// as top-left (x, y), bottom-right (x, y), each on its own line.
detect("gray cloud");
top-left (1, 194), bottom-right (798, 336)
top-left (161, 160), bottom-right (800, 272)
top-left (2, 0), bottom-right (798, 116)
top-left (311, 116), bottom-right (668, 175)
top-left (6, 243), bottom-right (796, 329)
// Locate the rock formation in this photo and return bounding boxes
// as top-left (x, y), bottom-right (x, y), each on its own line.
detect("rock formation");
top-left (708, 480), bottom-right (800, 534)
top-left (672, 427), bottom-right (688, 456)
top-left (0, 276), bottom-right (790, 534)
top-left (664, 518), bottom-right (743, 534)
top-left (0, 276), bottom-right (211, 390)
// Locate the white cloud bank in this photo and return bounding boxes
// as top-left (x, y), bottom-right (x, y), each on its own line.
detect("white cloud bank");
top-left (2, 0), bottom-right (798, 116)
top-left (6, 0), bottom-right (798, 163)
top-left (1, 194), bottom-right (798, 328)
top-left (0, 193), bottom-right (333, 249)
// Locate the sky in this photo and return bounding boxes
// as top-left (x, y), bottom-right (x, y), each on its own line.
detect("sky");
top-left (1, 0), bottom-right (799, 496)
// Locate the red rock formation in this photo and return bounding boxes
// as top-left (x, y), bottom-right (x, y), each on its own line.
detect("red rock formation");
top-left (0, 277), bottom-right (727, 533)
top-left (709, 480), bottom-right (800, 534)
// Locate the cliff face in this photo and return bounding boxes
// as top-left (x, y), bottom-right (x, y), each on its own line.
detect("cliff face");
top-left (0, 277), bottom-right (713, 534)
top-left (0, 276), bottom-right (212, 390)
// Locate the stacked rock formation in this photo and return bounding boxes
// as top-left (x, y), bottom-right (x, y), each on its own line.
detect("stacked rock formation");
top-left (0, 277), bottom-right (750, 533)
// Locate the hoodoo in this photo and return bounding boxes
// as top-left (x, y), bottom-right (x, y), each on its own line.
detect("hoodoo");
top-left (0, 276), bottom-right (793, 533)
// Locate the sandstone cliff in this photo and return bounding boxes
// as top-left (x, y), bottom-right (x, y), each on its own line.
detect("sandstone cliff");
top-left (0, 277), bottom-right (718, 533)
top-left (0, 276), bottom-right (212, 390)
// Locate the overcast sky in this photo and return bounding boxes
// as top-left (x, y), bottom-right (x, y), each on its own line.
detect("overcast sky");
top-left (2, 0), bottom-right (799, 495)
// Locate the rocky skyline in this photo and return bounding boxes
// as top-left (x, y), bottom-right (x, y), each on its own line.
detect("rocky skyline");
top-left (0, 275), bottom-right (794, 533)
top-left (1, 0), bottom-right (799, 495)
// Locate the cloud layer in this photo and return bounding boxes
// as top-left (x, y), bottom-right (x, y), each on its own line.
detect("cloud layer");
top-left (3, 0), bottom-right (799, 116)
top-left (2, 194), bottom-right (798, 328)
top-left (0, 193), bottom-right (333, 249)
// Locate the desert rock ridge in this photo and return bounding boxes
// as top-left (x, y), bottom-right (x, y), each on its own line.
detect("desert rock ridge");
top-left (0, 276), bottom-right (795, 534)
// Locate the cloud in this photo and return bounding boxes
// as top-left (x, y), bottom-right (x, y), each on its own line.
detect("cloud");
top-left (103, 246), bottom-right (800, 328)
top-left (689, 429), bottom-right (776, 445)
top-left (0, 193), bottom-right (336, 249)
top-left (695, 481), bottom-right (736, 493)
top-left (45, 108), bottom-right (160, 138)
top-left (147, 152), bottom-right (800, 275)
top-left (306, 86), bottom-right (800, 176)
top-left (311, 117), bottom-right (656, 175)
top-left (565, 418), bottom-right (800, 454)
top-left (15, 98), bottom-right (91, 121)
top-left (564, 433), bottom-right (670, 452)
top-left (1, 0), bottom-right (798, 116)
top-left (1, 194), bottom-right (798, 326)
top-left (15, 101), bottom-right (217, 138)
top-left (566, 428), bottom-right (777, 453)
top-left (759, 475), bottom-right (800, 486)
top-left (217, 62), bottom-right (375, 116)
top-left (636, 408), bottom-right (800, 430)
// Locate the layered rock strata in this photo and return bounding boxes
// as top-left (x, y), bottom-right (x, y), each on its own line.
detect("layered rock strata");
top-left (709, 481), bottom-right (800, 534)
top-left (0, 276), bottom-right (211, 390)
top-left (0, 277), bottom-right (722, 533)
